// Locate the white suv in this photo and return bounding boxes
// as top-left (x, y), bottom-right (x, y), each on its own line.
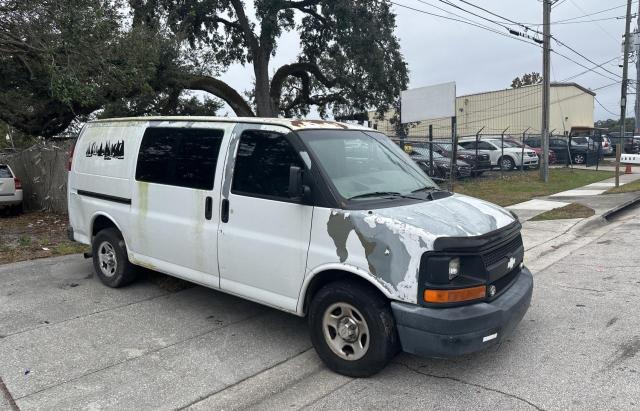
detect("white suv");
top-left (0, 164), bottom-right (23, 215)
top-left (459, 138), bottom-right (539, 170)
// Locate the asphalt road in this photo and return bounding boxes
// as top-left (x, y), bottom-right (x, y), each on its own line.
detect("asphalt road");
top-left (1, 208), bottom-right (639, 411)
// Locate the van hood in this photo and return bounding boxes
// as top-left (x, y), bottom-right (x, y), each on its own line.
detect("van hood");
top-left (364, 193), bottom-right (516, 239)
top-left (326, 194), bottom-right (516, 302)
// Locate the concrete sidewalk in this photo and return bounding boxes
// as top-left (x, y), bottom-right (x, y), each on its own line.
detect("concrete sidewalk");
top-left (508, 172), bottom-right (640, 222)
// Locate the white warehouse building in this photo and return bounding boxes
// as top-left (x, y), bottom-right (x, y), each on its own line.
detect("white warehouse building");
top-left (369, 82), bottom-right (595, 138)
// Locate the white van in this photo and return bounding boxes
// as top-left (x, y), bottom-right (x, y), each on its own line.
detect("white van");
top-left (67, 117), bottom-right (533, 377)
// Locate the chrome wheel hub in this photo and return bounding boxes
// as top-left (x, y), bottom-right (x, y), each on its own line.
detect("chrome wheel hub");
top-left (322, 302), bottom-right (370, 361)
top-left (337, 317), bottom-right (359, 342)
top-left (98, 241), bottom-right (117, 278)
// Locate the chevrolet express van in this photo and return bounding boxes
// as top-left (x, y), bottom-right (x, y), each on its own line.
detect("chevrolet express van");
top-left (67, 117), bottom-right (533, 377)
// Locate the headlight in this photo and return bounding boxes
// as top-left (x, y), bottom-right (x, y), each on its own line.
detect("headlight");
top-left (459, 154), bottom-right (473, 160)
top-left (448, 257), bottom-right (460, 280)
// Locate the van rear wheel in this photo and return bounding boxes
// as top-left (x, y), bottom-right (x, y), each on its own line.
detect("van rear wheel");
top-left (92, 228), bottom-right (138, 288)
top-left (308, 280), bottom-right (399, 377)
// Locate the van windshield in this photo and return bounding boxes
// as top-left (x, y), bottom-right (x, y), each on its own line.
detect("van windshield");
top-left (298, 130), bottom-right (438, 200)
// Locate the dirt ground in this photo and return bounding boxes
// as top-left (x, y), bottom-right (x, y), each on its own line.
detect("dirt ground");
top-left (0, 211), bottom-right (88, 264)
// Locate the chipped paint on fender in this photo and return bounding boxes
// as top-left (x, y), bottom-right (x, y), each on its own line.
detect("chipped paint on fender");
top-left (316, 193), bottom-right (516, 303)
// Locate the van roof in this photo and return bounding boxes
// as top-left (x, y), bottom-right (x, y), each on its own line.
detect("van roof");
top-left (89, 116), bottom-right (372, 131)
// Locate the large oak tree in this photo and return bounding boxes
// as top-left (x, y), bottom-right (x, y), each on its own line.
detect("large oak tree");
top-left (133, 0), bottom-right (408, 118)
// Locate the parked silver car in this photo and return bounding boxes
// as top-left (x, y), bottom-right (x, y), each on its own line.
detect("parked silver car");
top-left (0, 164), bottom-right (23, 215)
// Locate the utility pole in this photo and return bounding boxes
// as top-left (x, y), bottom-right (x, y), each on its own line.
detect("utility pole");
top-left (540, 0), bottom-right (551, 182)
top-left (635, 1), bottom-right (640, 133)
top-left (617, 0), bottom-right (633, 188)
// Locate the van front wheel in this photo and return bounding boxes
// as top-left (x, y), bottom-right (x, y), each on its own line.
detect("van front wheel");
top-left (92, 228), bottom-right (138, 288)
top-left (308, 280), bottom-right (399, 377)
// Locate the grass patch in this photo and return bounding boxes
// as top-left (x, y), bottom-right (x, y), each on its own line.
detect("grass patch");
top-left (455, 169), bottom-right (615, 206)
top-left (604, 179), bottom-right (640, 194)
top-left (0, 211), bottom-right (89, 265)
top-left (530, 203), bottom-right (595, 221)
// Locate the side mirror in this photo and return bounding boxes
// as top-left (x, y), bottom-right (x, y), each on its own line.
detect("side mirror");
top-left (288, 165), bottom-right (310, 200)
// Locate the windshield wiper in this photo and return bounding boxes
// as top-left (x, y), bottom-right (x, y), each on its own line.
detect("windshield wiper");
top-left (411, 186), bottom-right (440, 194)
top-left (348, 191), bottom-right (404, 200)
top-left (348, 191), bottom-right (425, 201)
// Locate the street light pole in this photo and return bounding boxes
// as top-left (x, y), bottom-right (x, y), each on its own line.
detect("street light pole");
top-left (617, 0), bottom-right (633, 188)
top-left (540, 0), bottom-right (551, 182)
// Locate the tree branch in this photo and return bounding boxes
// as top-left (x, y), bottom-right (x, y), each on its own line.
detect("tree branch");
top-left (185, 74), bottom-right (255, 117)
top-left (228, 0), bottom-right (259, 55)
top-left (270, 62), bottom-right (338, 112)
top-left (211, 16), bottom-right (242, 31)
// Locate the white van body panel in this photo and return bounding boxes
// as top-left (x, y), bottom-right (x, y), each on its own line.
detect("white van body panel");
top-left (68, 116), bottom-right (518, 317)
top-left (128, 121), bottom-right (235, 287)
top-left (217, 123), bottom-right (313, 313)
top-left (69, 122), bottom-right (144, 244)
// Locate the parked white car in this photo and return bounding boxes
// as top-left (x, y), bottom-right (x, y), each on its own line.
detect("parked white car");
top-left (0, 164), bottom-right (23, 215)
top-left (67, 117), bottom-right (533, 377)
top-left (459, 137), bottom-right (539, 170)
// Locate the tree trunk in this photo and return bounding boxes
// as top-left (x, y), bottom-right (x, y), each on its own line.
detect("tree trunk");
top-left (254, 53), bottom-right (276, 117)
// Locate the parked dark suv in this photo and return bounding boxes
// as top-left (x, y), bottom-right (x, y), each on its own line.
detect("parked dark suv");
top-left (524, 136), bottom-right (594, 165)
top-left (431, 142), bottom-right (492, 176)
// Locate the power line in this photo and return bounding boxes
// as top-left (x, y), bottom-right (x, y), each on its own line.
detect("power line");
top-left (551, 49), bottom-right (620, 82)
top-left (452, 0), bottom-right (543, 35)
top-left (551, 14), bottom-right (631, 25)
top-left (552, 37), bottom-right (623, 79)
top-left (567, 0), bottom-right (618, 42)
top-left (443, 0), bottom-right (622, 81)
top-left (391, 2), bottom-right (542, 47)
top-left (552, 0), bottom-right (569, 9)
top-left (552, 2), bottom-right (638, 24)
top-left (433, 0), bottom-right (515, 32)
top-left (595, 96), bottom-right (620, 116)
top-left (561, 57), bottom-right (620, 82)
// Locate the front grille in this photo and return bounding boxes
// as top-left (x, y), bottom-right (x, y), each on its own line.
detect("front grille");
top-left (482, 235), bottom-right (523, 267)
top-left (490, 267), bottom-right (520, 299)
top-left (527, 152), bottom-right (537, 157)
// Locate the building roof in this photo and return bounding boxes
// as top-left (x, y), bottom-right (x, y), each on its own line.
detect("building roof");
top-left (90, 116), bottom-right (372, 131)
top-left (457, 82), bottom-right (595, 99)
top-left (549, 82), bottom-right (596, 96)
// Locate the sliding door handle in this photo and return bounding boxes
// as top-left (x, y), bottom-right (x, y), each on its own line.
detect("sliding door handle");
top-left (221, 199), bottom-right (230, 223)
top-left (205, 196), bottom-right (213, 220)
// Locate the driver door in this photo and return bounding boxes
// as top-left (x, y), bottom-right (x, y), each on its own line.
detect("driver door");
top-left (218, 129), bottom-right (313, 312)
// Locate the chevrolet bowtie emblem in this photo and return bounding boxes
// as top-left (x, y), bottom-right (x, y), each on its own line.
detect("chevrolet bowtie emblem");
top-left (507, 257), bottom-right (516, 271)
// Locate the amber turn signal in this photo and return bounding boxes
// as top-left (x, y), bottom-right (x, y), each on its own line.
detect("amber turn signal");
top-left (423, 285), bottom-right (486, 303)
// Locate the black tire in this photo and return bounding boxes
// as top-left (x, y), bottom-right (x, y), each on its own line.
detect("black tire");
top-left (498, 156), bottom-right (515, 170)
top-left (92, 228), bottom-right (138, 288)
top-left (573, 153), bottom-right (586, 165)
top-left (11, 203), bottom-right (23, 216)
top-left (308, 280), bottom-right (399, 377)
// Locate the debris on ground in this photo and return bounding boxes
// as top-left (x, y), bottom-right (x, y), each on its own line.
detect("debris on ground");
top-left (0, 211), bottom-right (88, 264)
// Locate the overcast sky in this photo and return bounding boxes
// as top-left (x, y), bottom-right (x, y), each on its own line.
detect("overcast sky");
top-left (217, 0), bottom-right (637, 121)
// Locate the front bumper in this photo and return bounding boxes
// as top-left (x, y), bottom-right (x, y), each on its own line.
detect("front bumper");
top-left (391, 267), bottom-right (533, 358)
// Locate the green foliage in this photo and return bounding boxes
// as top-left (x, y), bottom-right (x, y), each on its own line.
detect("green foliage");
top-left (511, 72), bottom-right (543, 89)
top-left (0, 0), bottom-right (219, 137)
top-left (594, 117), bottom-right (636, 132)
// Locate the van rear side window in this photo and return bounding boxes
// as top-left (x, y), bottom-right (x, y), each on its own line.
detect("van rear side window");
top-left (136, 127), bottom-right (224, 190)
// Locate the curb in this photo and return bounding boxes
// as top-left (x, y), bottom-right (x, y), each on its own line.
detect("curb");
top-left (602, 193), bottom-right (640, 221)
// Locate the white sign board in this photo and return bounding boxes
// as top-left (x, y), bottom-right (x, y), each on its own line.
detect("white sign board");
top-left (401, 82), bottom-right (456, 124)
